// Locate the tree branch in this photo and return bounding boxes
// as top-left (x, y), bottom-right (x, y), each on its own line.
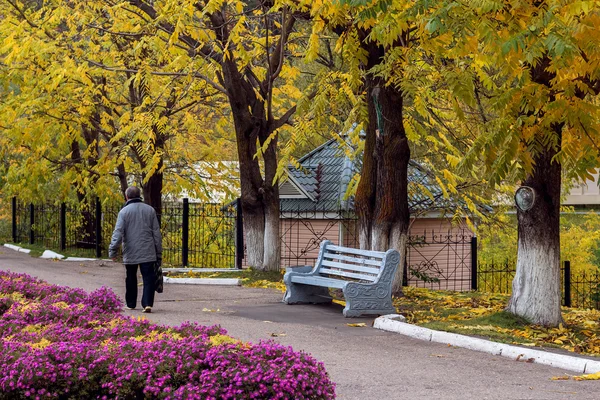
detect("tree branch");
top-left (85, 59), bottom-right (228, 94)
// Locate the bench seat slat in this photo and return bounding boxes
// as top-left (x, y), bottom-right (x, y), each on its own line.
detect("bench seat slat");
top-left (320, 259), bottom-right (380, 275)
top-left (323, 252), bottom-right (382, 267)
top-left (290, 275), bottom-right (347, 289)
top-left (319, 267), bottom-right (377, 282)
top-left (327, 244), bottom-right (385, 258)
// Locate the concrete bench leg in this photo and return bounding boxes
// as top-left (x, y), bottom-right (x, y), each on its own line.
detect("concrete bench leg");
top-left (342, 283), bottom-right (396, 317)
top-left (283, 283), bottom-right (332, 304)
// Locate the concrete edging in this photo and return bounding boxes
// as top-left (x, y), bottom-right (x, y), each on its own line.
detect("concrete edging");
top-left (3, 244), bottom-right (31, 254)
top-left (163, 277), bottom-right (241, 286)
top-left (374, 314), bottom-right (600, 374)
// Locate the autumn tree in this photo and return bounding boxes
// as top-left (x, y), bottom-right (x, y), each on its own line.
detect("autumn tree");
top-left (100, 0), bottom-right (313, 270)
top-left (0, 0), bottom-right (230, 213)
top-left (435, 1), bottom-right (600, 326)
top-left (296, 1), bottom-right (490, 293)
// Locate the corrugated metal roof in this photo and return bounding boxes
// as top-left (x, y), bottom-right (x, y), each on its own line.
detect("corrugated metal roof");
top-left (281, 139), bottom-right (478, 214)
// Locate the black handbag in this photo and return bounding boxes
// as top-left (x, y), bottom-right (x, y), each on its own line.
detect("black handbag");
top-left (154, 260), bottom-right (164, 293)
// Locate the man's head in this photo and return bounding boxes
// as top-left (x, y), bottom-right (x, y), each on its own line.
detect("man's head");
top-left (125, 186), bottom-right (142, 200)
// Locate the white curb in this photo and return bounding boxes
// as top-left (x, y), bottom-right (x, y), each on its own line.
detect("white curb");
top-left (63, 257), bottom-right (99, 261)
top-left (163, 268), bottom-right (246, 273)
top-left (3, 243), bottom-right (31, 253)
top-left (374, 315), bottom-right (600, 374)
top-left (40, 250), bottom-right (65, 259)
top-left (163, 277), bottom-right (241, 286)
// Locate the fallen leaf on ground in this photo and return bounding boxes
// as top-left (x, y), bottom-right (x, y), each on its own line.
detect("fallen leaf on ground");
top-left (574, 371), bottom-right (600, 381)
top-left (430, 354), bottom-right (445, 358)
top-left (202, 308), bottom-right (220, 312)
top-left (346, 323), bottom-right (367, 327)
top-left (262, 320), bottom-right (273, 323)
top-left (269, 332), bottom-right (287, 337)
top-left (551, 376), bottom-right (571, 380)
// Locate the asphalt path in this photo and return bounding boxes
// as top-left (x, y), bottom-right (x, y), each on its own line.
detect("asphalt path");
top-left (1, 248), bottom-right (598, 399)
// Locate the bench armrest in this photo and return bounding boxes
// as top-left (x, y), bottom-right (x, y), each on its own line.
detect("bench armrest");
top-left (285, 265), bottom-right (314, 274)
top-left (283, 265), bottom-right (318, 285)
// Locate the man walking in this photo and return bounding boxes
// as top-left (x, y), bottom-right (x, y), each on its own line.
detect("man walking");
top-left (109, 186), bottom-right (162, 313)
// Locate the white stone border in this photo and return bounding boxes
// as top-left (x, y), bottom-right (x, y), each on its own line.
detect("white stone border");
top-left (40, 250), bottom-right (65, 259)
top-left (163, 277), bottom-right (241, 286)
top-left (374, 314), bottom-right (600, 374)
top-left (163, 268), bottom-right (246, 273)
top-left (3, 244), bottom-right (31, 254)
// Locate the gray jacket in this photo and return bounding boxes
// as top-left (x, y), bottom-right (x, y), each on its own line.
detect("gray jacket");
top-left (109, 199), bottom-right (162, 264)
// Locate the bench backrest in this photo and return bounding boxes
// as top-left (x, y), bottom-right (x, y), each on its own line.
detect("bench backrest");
top-left (315, 241), bottom-right (392, 283)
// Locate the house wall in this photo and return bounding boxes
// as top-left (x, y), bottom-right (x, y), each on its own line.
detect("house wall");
top-left (279, 219), bottom-right (342, 268)
top-left (407, 218), bottom-right (474, 291)
top-left (565, 171), bottom-right (600, 206)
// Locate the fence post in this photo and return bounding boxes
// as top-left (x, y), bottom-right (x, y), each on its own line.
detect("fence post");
top-left (564, 260), bottom-right (572, 308)
top-left (182, 198), bottom-right (189, 267)
top-left (402, 257), bottom-right (408, 287)
top-left (235, 198), bottom-right (244, 269)
top-left (95, 198), bottom-right (102, 258)
top-left (60, 203), bottom-right (66, 251)
top-left (28, 203), bottom-right (35, 245)
top-left (11, 197), bottom-right (17, 243)
top-left (471, 236), bottom-right (478, 291)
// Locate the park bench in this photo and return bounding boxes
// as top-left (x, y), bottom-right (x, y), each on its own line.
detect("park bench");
top-left (283, 240), bottom-right (400, 317)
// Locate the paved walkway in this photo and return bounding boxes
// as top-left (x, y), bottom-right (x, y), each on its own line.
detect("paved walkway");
top-left (1, 248), bottom-right (598, 399)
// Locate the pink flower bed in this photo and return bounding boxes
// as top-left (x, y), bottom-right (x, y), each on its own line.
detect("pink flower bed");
top-left (0, 271), bottom-right (336, 399)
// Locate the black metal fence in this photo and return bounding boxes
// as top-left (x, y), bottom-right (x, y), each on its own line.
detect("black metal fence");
top-left (477, 259), bottom-right (600, 310)
top-left (9, 197), bottom-right (240, 268)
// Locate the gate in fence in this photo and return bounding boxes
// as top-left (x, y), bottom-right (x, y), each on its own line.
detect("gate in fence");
top-left (10, 197), bottom-right (241, 269)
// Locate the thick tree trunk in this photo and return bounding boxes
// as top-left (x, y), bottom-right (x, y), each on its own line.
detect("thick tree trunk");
top-left (263, 200), bottom-right (281, 271)
top-left (371, 84), bottom-right (410, 294)
top-left (355, 96), bottom-right (377, 250)
top-left (142, 164), bottom-right (163, 216)
top-left (507, 136), bottom-right (562, 327)
top-left (260, 130), bottom-right (281, 271)
top-left (354, 41), bottom-right (411, 294)
top-left (244, 208), bottom-right (265, 268)
top-left (391, 227), bottom-right (409, 294)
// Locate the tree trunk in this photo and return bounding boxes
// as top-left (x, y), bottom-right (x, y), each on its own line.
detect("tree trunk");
top-left (391, 227), bottom-right (409, 294)
top-left (507, 135), bottom-right (562, 327)
top-left (371, 83), bottom-right (410, 294)
top-left (354, 41), bottom-right (411, 294)
top-left (355, 90), bottom-right (377, 250)
top-left (142, 164), bottom-right (163, 216)
top-left (260, 128), bottom-right (281, 271)
top-left (244, 207), bottom-right (265, 268)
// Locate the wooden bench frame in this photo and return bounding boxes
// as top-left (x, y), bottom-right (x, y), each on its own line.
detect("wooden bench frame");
top-left (283, 240), bottom-right (400, 317)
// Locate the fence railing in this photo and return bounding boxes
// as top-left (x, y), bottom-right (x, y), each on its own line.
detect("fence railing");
top-left (477, 259), bottom-right (600, 310)
top-left (6, 196), bottom-right (600, 309)
top-left (9, 197), bottom-right (240, 269)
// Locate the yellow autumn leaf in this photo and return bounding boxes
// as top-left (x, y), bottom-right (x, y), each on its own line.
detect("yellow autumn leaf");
top-left (574, 371), bottom-right (600, 381)
top-left (346, 323), bottom-right (367, 328)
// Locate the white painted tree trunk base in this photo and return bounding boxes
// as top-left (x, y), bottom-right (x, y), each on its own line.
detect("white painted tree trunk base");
top-left (508, 242), bottom-right (562, 327)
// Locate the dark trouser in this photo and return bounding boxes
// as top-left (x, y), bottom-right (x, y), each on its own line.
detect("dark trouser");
top-left (125, 262), bottom-right (156, 308)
